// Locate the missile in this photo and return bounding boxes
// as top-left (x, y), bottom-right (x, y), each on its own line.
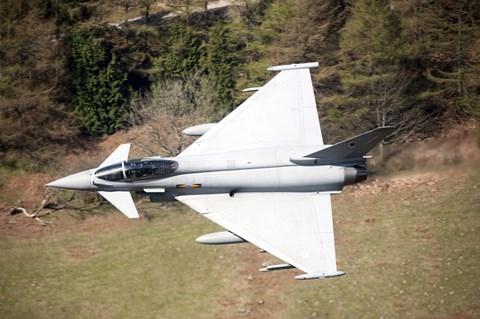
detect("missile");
top-left (259, 264), bottom-right (294, 272)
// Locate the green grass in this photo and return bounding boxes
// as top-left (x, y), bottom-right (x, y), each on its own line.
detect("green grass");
top-left (280, 168), bottom-right (480, 318)
top-left (0, 206), bottom-right (235, 319)
top-left (0, 167), bottom-right (479, 318)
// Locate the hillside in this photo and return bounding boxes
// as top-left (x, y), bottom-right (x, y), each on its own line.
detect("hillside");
top-left (1, 0), bottom-right (479, 169)
top-left (0, 1), bottom-right (479, 317)
top-left (0, 141), bottom-right (479, 318)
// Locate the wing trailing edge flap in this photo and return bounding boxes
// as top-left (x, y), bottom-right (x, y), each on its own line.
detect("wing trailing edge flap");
top-left (176, 193), bottom-right (341, 278)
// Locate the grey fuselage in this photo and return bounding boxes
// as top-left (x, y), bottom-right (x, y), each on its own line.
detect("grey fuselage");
top-left (79, 145), bottom-right (365, 201)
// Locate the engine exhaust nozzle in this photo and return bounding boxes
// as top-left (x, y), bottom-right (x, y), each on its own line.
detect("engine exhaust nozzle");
top-left (344, 166), bottom-right (368, 185)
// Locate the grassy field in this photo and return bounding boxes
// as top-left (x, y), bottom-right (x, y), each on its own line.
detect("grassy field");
top-left (281, 167), bottom-right (480, 318)
top-left (0, 165), bottom-right (479, 318)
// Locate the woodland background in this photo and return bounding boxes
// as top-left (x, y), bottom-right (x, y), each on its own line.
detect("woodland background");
top-left (1, 2), bottom-right (479, 318)
top-left (1, 0), bottom-right (479, 170)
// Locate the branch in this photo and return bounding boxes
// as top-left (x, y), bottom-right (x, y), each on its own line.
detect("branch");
top-left (6, 189), bottom-right (102, 226)
top-left (8, 207), bottom-right (53, 226)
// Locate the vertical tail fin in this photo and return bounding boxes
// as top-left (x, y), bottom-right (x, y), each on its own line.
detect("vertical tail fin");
top-left (305, 127), bottom-right (396, 164)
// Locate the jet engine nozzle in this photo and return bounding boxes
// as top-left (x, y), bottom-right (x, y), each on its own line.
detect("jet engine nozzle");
top-left (344, 166), bottom-right (368, 185)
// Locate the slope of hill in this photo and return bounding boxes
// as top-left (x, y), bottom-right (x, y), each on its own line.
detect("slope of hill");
top-left (0, 136), bottom-right (478, 318)
top-left (0, 0), bottom-right (479, 316)
top-left (1, 0), bottom-right (478, 169)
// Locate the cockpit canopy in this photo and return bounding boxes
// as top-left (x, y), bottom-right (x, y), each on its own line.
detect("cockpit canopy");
top-left (94, 159), bottom-right (178, 182)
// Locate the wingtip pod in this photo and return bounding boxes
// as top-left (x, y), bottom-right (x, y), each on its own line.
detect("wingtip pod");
top-left (295, 271), bottom-right (346, 280)
top-left (268, 62), bottom-right (319, 72)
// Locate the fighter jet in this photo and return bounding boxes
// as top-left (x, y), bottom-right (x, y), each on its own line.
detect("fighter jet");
top-left (48, 62), bottom-right (395, 280)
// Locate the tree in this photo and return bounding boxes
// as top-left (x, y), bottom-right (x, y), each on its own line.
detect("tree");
top-left (273, 0), bottom-right (320, 63)
top-left (245, 0), bottom-right (325, 65)
top-left (336, 0), bottom-right (416, 143)
top-left (202, 23), bottom-right (239, 114)
top-left (409, 0), bottom-right (480, 120)
top-left (150, 22), bottom-right (203, 82)
top-left (128, 73), bottom-right (213, 156)
top-left (141, 0), bottom-right (156, 24)
top-left (0, 0), bottom-right (29, 40)
top-left (69, 29), bottom-right (130, 136)
top-left (0, 0), bottom-right (79, 169)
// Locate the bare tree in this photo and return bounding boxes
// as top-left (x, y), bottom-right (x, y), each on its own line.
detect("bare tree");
top-left (127, 72), bottom-right (215, 156)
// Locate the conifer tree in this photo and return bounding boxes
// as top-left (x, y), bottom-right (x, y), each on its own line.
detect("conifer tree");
top-left (203, 24), bottom-right (239, 114)
top-left (411, 0), bottom-right (480, 119)
top-left (270, 0), bottom-right (320, 63)
top-left (151, 22), bottom-right (203, 82)
top-left (337, 0), bottom-right (411, 137)
top-left (69, 29), bottom-right (130, 136)
top-left (252, 0), bottom-right (320, 64)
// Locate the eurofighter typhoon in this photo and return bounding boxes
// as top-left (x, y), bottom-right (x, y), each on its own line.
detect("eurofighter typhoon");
top-left (48, 62), bottom-right (395, 280)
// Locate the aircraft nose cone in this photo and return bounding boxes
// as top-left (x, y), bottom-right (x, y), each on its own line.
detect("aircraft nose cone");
top-left (47, 170), bottom-right (92, 190)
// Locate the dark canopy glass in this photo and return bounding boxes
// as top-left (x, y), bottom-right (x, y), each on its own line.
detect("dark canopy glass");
top-left (95, 159), bottom-right (178, 182)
